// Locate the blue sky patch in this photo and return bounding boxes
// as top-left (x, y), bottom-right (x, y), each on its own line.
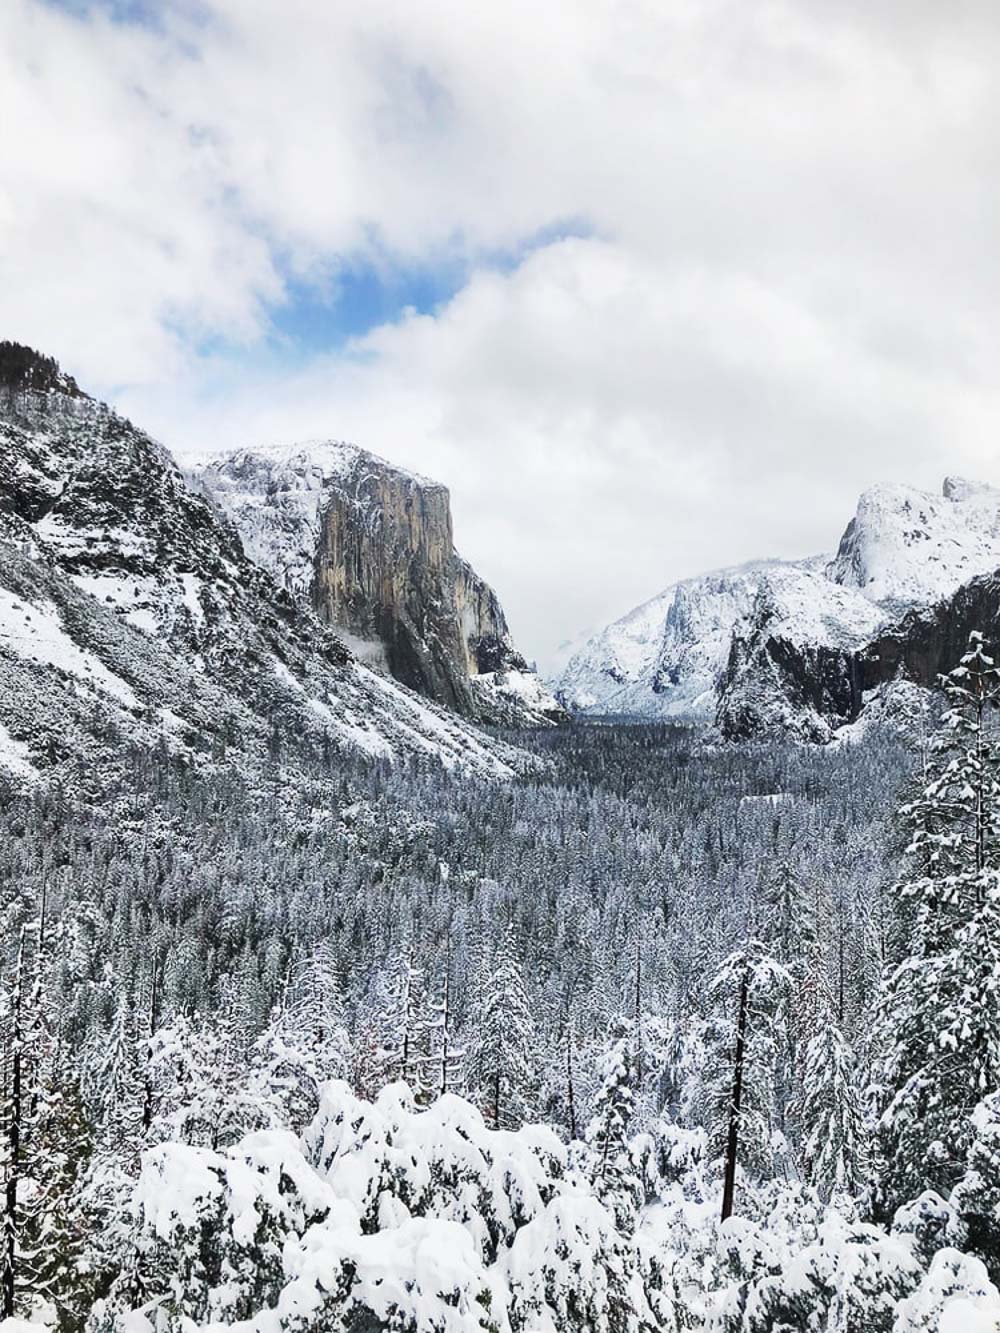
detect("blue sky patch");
top-left (267, 219), bottom-right (594, 357)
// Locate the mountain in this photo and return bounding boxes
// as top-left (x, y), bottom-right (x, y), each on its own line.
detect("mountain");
top-left (828, 476), bottom-right (1000, 609)
top-left (554, 559), bottom-right (807, 720)
top-left (198, 443), bottom-right (565, 726)
top-left (0, 342), bottom-right (533, 783)
top-left (555, 476), bottom-right (1000, 739)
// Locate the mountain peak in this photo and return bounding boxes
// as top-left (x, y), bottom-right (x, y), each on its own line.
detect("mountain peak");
top-left (211, 439), bottom-right (441, 493)
top-left (556, 473), bottom-right (1000, 734)
top-left (827, 475), bottom-right (1000, 608)
top-left (200, 441), bottom-right (563, 725)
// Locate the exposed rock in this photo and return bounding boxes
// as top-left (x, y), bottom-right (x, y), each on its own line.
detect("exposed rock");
top-left (718, 566), bottom-right (1000, 742)
top-left (858, 571), bottom-right (1000, 694)
top-left (202, 443), bottom-right (564, 726)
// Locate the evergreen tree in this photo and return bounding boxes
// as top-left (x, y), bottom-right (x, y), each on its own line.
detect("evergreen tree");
top-left (800, 1009), bottom-right (867, 1202)
top-left (421, 936), bottom-right (463, 1100)
top-left (585, 1023), bottom-right (642, 1231)
top-left (700, 940), bottom-right (790, 1218)
top-left (874, 633), bottom-right (1000, 1210)
top-left (467, 928), bottom-right (537, 1130)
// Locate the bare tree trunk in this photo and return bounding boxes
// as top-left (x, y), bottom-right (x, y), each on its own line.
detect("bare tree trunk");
top-left (565, 1019), bottom-right (577, 1141)
top-left (439, 942), bottom-right (452, 1099)
top-left (721, 964), bottom-right (750, 1222)
top-left (2, 928), bottom-right (27, 1318)
top-left (142, 961), bottom-right (160, 1134)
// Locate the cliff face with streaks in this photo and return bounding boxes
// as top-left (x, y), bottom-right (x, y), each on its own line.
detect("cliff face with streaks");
top-left (203, 442), bottom-right (564, 725)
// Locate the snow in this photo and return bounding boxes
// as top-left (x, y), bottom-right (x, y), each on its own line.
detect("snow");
top-left (554, 558), bottom-right (808, 719)
top-left (0, 718), bottom-right (38, 781)
top-left (940, 1300), bottom-right (1000, 1333)
top-left (750, 562), bottom-right (887, 648)
top-left (0, 587), bottom-right (138, 707)
top-left (828, 477), bottom-right (1000, 610)
top-left (180, 572), bottom-right (205, 627)
top-left (471, 669), bottom-right (562, 724)
top-left (271, 656), bottom-right (519, 775)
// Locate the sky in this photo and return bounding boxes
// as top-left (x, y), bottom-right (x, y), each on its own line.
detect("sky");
top-left (3, 0), bottom-right (1000, 671)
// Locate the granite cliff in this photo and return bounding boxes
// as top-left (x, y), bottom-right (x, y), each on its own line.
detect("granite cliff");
top-left (202, 442), bottom-right (563, 726)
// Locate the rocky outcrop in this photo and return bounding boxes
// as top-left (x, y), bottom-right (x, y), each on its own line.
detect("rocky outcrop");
top-left (202, 443), bottom-right (564, 726)
top-left (857, 571), bottom-right (1000, 693)
top-left (560, 475), bottom-right (1000, 740)
top-left (717, 633), bottom-right (863, 743)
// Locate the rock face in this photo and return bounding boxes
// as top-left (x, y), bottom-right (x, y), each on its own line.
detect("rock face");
top-left (858, 571), bottom-right (1000, 695)
top-left (556, 476), bottom-right (1000, 740)
top-left (201, 443), bottom-right (564, 725)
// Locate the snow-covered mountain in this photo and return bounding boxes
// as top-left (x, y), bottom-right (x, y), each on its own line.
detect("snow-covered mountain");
top-left (827, 476), bottom-right (1000, 609)
top-left (0, 342), bottom-right (533, 782)
top-left (199, 442), bottom-right (564, 727)
top-left (555, 476), bottom-right (1000, 738)
top-left (554, 560), bottom-right (811, 720)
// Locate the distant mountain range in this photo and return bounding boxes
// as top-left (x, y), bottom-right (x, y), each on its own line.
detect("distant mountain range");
top-left (554, 475), bottom-right (1000, 740)
top-left (3, 336), bottom-right (998, 775)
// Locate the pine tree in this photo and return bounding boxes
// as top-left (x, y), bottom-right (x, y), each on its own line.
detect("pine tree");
top-left (18, 1078), bottom-right (93, 1332)
top-left (253, 942), bottom-right (352, 1132)
top-left (585, 1023), bottom-right (641, 1231)
top-left (421, 936), bottom-right (463, 1100)
top-left (800, 1010), bottom-right (867, 1202)
top-left (1, 922), bottom-right (30, 1319)
top-left (467, 928), bottom-right (537, 1130)
top-left (700, 940), bottom-right (790, 1218)
top-left (874, 633), bottom-right (1000, 1211)
top-left (377, 947), bottom-right (428, 1093)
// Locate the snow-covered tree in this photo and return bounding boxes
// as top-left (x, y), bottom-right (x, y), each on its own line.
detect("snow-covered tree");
top-left (421, 937), bottom-right (463, 1100)
top-left (585, 1023), bottom-right (642, 1231)
top-left (875, 633), bottom-right (1000, 1211)
top-left (699, 940), bottom-right (791, 1217)
top-left (466, 928), bottom-right (537, 1130)
top-left (800, 1010), bottom-right (867, 1202)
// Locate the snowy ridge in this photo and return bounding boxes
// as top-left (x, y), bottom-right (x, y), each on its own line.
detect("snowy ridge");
top-left (555, 559), bottom-right (816, 720)
top-left (198, 440), bottom-right (439, 603)
top-left (828, 476), bottom-right (1000, 609)
top-left (556, 477), bottom-right (1000, 734)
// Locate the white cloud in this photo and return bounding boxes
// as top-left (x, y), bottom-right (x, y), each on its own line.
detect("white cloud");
top-left (4, 0), bottom-right (1000, 665)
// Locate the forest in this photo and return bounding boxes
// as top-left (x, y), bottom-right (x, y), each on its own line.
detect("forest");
top-left (1, 639), bottom-right (999, 1332)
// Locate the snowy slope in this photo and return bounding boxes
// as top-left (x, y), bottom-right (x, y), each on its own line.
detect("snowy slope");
top-left (555, 559), bottom-right (818, 720)
top-left (556, 477), bottom-right (1000, 730)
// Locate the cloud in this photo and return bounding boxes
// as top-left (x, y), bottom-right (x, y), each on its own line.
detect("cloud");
top-left (4, 0), bottom-right (1000, 665)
